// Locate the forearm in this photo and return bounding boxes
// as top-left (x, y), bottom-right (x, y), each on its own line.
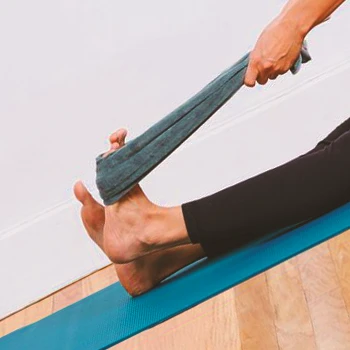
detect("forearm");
top-left (279, 0), bottom-right (346, 38)
top-left (244, 0), bottom-right (347, 86)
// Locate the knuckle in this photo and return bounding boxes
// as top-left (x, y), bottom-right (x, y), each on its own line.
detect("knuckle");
top-left (280, 65), bottom-right (289, 73)
top-left (250, 54), bottom-right (260, 65)
top-left (262, 60), bottom-right (273, 70)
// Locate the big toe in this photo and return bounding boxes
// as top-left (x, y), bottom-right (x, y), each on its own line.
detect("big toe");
top-left (74, 181), bottom-right (105, 249)
top-left (74, 181), bottom-right (97, 206)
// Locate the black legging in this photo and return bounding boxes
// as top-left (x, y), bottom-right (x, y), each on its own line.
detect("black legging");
top-left (181, 117), bottom-right (350, 258)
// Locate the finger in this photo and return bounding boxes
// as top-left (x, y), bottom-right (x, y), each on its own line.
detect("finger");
top-left (269, 72), bottom-right (279, 80)
top-left (244, 63), bottom-right (259, 87)
top-left (256, 71), bottom-right (269, 85)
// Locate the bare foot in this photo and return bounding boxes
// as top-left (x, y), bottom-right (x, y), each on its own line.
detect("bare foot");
top-left (74, 129), bottom-right (206, 296)
top-left (100, 132), bottom-right (192, 264)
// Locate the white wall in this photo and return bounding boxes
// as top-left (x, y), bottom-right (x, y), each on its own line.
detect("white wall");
top-left (0, 0), bottom-right (349, 319)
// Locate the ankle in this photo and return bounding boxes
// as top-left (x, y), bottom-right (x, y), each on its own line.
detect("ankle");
top-left (142, 205), bottom-right (191, 249)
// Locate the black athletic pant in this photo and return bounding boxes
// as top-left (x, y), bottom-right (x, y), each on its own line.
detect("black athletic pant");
top-left (181, 117), bottom-right (350, 258)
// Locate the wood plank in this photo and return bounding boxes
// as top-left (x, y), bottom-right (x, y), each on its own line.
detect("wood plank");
top-left (0, 319), bottom-right (3, 338)
top-left (113, 288), bottom-right (241, 350)
top-left (266, 257), bottom-right (317, 350)
top-left (0, 309), bottom-right (26, 337)
top-left (328, 230), bottom-right (350, 318)
top-left (297, 242), bottom-right (339, 304)
top-left (235, 273), bottom-right (279, 350)
top-left (53, 280), bottom-right (83, 313)
top-left (24, 296), bottom-right (53, 326)
top-left (307, 287), bottom-right (350, 349)
top-left (0, 297), bottom-right (52, 338)
top-left (82, 265), bottom-right (118, 297)
top-left (297, 240), bottom-right (350, 349)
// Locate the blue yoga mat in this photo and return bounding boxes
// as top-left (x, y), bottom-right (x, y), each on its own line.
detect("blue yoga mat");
top-left (1, 201), bottom-right (350, 349)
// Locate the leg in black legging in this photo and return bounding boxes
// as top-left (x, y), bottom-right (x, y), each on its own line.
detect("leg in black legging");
top-left (302, 117), bottom-right (350, 156)
top-left (181, 117), bottom-right (350, 258)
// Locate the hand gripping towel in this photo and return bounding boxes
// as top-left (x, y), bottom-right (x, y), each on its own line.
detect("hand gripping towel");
top-left (96, 42), bottom-right (311, 205)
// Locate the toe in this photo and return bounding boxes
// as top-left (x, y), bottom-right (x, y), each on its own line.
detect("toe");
top-left (109, 132), bottom-right (118, 144)
top-left (109, 128), bottom-right (127, 144)
top-left (102, 142), bottom-right (119, 158)
top-left (109, 129), bottom-right (127, 145)
top-left (74, 181), bottom-right (98, 206)
top-left (116, 128), bottom-right (127, 146)
top-left (111, 142), bottom-right (119, 150)
top-left (74, 181), bottom-right (105, 250)
top-left (103, 129), bottom-right (127, 158)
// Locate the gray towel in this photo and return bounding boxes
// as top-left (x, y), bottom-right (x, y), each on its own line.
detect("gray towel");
top-left (96, 41), bottom-right (311, 205)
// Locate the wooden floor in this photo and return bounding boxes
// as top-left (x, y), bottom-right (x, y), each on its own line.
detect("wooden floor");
top-left (1, 230), bottom-right (350, 349)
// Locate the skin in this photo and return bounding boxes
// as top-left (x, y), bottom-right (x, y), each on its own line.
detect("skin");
top-left (244, 0), bottom-right (346, 87)
top-left (75, 0), bottom-right (346, 296)
top-left (74, 129), bottom-right (206, 296)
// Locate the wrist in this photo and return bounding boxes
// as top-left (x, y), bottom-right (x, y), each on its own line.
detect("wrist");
top-left (277, 10), bottom-right (313, 40)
